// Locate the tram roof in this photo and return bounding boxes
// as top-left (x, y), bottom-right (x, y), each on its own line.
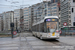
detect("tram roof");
top-left (32, 20), bottom-right (44, 26)
top-left (44, 16), bottom-right (58, 19)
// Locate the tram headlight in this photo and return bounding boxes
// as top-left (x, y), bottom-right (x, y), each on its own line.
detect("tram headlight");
top-left (56, 33), bottom-right (59, 36)
top-left (47, 33), bottom-right (51, 37)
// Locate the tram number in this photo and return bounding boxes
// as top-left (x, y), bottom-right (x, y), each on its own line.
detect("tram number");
top-left (52, 32), bottom-right (55, 36)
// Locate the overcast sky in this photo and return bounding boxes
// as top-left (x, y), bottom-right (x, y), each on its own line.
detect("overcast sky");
top-left (0, 0), bottom-right (43, 13)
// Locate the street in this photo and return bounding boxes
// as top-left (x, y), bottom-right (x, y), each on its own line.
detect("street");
top-left (0, 32), bottom-right (75, 50)
top-left (0, 0), bottom-right (75, 50)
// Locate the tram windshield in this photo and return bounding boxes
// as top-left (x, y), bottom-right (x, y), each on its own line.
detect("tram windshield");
top-left (46, 22), bottom-right (58, 33)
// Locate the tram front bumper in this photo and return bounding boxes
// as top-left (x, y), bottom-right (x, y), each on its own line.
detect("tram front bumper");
top-left (41, 33), bottom-right (59, 39)
top-left (42, 35), bottom-right (59, 39)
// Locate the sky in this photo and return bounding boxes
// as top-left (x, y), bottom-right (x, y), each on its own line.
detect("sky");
top-left (0, 0), bottom-right (43, 13)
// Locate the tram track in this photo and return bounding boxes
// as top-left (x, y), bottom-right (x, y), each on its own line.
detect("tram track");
top-left (43, 39), bottom-right (75, 50)
top-left (18, 32), bottom-right (34, 50)
top-left (19, 32), bottom-right (75, 50)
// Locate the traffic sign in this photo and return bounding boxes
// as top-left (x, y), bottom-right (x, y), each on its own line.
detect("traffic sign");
top-left (13, 31), bottom-right (17, 35)
top-left (63, 22), bottom-right (67, 26)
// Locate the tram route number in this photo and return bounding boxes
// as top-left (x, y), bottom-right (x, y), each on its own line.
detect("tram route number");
top-left (52, 32), bottom-right (55, 36)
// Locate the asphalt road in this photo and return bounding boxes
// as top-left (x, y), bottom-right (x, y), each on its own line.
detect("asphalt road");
top-left (19, 32), bottom-right (75, 50)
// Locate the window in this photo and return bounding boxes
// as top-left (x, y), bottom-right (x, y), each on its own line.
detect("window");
top-left (46, 22), bottom-right (58, 33)
top-left (59, 7), bottom-right (60, 11)
top-left (48, 8), bottom-right (50, 10)
top-left (48, 11), bottom-right (50, 13)
top-left (73, 0), bottom-right (75, 2)
top-left (53, 10), bottom-right (57, 12)
top-left (54, 7), bottom-right (57, 9)
top-left (48, 14), bottom-right (51, 16)
top-left (72, 8), bottom-right (74, 13)
top-left (55, 0), bottom-right (58, 2)
top-left (73, 22), bottom-right (75, 26)
top-left (74, 17), bottom-right (75, 21)
top-left (45, 4), bottom-right (46, 8)
top-left (51, 0), bottom-right (54, 3)
top-left (64, 0), bottom-right (66, 1)
top-left (52, 7), bottom-right (57, 9)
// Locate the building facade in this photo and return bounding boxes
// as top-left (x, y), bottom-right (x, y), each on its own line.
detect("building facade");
top-left (23, 7), bottom-right (30, 31)
top-left (14, 9), bottom-right (23, 30)
top-left (29, 6), bottom-right (34, 31)
top-left (60, 0), bottom-right (71, 27)
top-left (71, 0), bottom-right (75, 26)
top-left (0, 14), bottom-right (3, 31)
top-left (2, 11), bottom-right (14, 31)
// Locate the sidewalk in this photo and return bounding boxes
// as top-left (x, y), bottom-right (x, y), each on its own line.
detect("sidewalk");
top-left (0, 37), bottom-right (19, 50)
top-left (58, 36), bottom-right (75, 46)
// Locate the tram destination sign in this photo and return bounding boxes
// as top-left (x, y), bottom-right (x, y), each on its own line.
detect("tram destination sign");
top-left (45, 18), bottom-right (58, 22)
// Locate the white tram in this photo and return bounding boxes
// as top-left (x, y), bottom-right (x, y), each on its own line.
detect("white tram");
top-left (32, 16), bottom-right (60, 39)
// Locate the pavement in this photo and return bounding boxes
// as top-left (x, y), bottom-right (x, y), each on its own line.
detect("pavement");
top-left (58, 36), bottom-right (75, 46)
top-left (0, 32), bottom-right (75, 50)
top-left (0, 37), bottom-right (19, 50)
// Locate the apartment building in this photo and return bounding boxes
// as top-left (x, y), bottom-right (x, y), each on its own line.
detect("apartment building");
top-left (0, 17), bottom-right (1, 31)
top-left (14, 9), bottom-right (23, 30)
top-left (2, 11), bottom-right (14, 31)
top-left (29, 6), bottom-right (34, 31)
top-left (60, 0), bottom-right (71, 27)
top-left (71, 0), bottom-right (75, 26)
top-left (23, 7), bottom-right (30, 31)
top-left (0, 14), bottom-right (3, 31)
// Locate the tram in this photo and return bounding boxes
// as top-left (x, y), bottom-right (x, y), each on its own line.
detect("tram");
top-left (32, 16), bottom-right (60, 39)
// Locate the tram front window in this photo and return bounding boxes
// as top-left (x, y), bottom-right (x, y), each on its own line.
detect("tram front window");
top-left (46, 22), bottom-right (58, 33)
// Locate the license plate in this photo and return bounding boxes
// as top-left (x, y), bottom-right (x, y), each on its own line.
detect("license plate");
top-left (52, 32), bottom-right (55, 36)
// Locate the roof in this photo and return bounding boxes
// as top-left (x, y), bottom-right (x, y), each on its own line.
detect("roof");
top-left (44, 16), bottom-right (59, 20)
top-left (32, 20), bottom-right (44, 26)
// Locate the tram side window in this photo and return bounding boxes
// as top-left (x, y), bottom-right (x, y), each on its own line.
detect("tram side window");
top-left (42, 23), bottom-right (44, 32)
top-left (32, 26), bottom-right (35, 31)
top-left (44, 22), bottom-right (47, 33)
top-left (34, 25), bottom-right (36, 31)
top-left (37, 24), bottom-right (39, 32)
top-left (40, 23), bottom-right (44, 32)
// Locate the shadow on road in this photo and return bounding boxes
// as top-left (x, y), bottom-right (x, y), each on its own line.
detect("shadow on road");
top-left (42, 39), bottom-right (59, 42)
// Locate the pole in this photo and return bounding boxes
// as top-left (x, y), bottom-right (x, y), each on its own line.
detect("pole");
top-left (10, 12), bottom-right (14, 38)
top-left (11, 27), bottom-right (13, 38)
top-left (16, 18), bottom-right (17, 31)
top-left (10, 22), bottom-right (14, 38)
